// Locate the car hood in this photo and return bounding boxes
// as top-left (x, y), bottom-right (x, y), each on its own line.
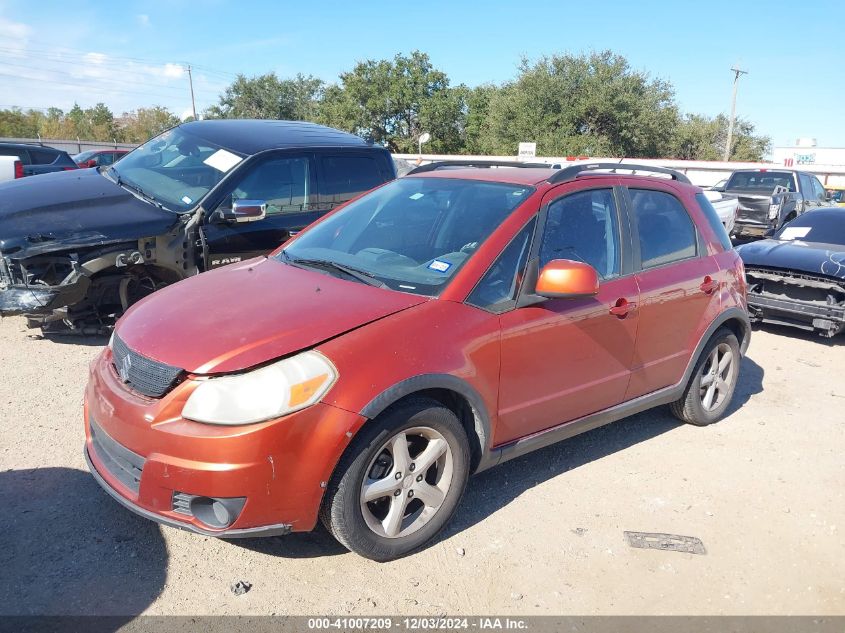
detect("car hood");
top-left (737, 239), bottom-right (845, 280)
top-left (116, 257), bottom-right (428, 374)
top-left (0, 168), bottom-right (179, 256)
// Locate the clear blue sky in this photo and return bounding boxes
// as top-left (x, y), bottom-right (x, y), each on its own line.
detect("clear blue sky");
top-left (1, 0), bottom-right (843, 148)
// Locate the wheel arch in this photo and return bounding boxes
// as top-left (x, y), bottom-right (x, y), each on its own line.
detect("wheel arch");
top-left (683, 307), bottom-right (751, 388)
top-left (359, 374), bottom-right (494, 473)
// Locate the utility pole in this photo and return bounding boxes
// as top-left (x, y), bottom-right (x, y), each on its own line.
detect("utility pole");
top-left (724, 67), bottom-right (748, 161)
top-left (186, 64), bottom-right (197, 120)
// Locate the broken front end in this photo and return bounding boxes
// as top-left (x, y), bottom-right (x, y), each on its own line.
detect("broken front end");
top-left (0, 232), bottom-right (196, 334)
top-left (745, 267), bottom-right (845, 337)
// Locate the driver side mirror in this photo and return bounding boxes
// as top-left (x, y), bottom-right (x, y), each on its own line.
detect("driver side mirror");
top-left (535, 259), bottom-right (599, 299)
top-left (220, 199), bottom-right (267, 223)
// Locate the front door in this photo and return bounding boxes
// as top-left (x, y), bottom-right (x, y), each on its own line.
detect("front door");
top-left (495, 184), bottom-right (640, 445)
top-left (202, 153), bottom-right (322, 268)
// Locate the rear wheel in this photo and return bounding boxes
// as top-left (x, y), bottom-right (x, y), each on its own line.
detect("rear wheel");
top-left (670, 327), bottom-right (740, 426)
top-left (320, 398), bottom-right (470, 561)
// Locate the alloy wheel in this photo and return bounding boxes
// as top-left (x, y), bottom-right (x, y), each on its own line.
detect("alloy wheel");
top-left (699, 342), bottom-right (735, 411)
top-left (359, 426), bottom-right (454, 539)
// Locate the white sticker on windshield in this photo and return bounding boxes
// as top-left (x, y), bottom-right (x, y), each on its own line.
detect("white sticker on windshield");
top-left (203, 149), bottom-right (242, 173)
top-left (409, 193), bottom-right (424, 200)
top-left (181, 195), bottom-right (193, 204)
top-left (428, 260), bottom-right (452, 273)
top-left (780, 227), bottom-right (811, 240)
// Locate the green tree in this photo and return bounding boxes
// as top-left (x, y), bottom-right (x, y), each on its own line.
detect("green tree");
top-left (117, 106), bottom-right (181, 143)
top-left (319, 51), bottom-right (466, 153)
top-left (207, 73), bottom-right (324, 120)
top-left (479, 51), bottom-right (679, 157)
top-left (0, 108), bottom-right (40, 137)
top-left (669, 113), bottom-right (770, 161)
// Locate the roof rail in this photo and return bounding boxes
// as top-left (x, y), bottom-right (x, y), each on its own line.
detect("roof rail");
top-left (407, 160), bottom-right (560, 175)
top-left (547, 162), bottom-right (691, 185)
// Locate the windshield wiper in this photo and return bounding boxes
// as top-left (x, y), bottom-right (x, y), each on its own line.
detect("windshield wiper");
top-left (282, 252), bottom-right (387, 288)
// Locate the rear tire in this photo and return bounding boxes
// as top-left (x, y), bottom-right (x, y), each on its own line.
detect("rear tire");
top-left (320, 397), bottom-right (470, 561)
top-left (670, 327), bottom-right (741, 426)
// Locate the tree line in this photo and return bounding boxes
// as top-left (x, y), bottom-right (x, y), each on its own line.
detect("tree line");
top-left (0, 50), bottom-right (770, 160)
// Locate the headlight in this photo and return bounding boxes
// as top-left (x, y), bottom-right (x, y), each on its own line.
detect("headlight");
top-left (182, 351), bottom-right (337, 425)
top-left (768, 203), bottom-right (780, 220)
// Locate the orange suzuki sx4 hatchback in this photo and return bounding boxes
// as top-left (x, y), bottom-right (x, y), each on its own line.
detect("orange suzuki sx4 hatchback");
top-left (85, 162), bottom-right (750, 560)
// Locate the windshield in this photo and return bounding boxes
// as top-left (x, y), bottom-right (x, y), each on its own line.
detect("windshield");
top-left (73, 150), bottom-right (96, 162)
top-left (725, 171), bottom-right (796, 193)
top-left (108, 127), bottom-right (241, 212)
top-left (776, 212), bottom-right (845, 246)
top-left (280, 177), bottom-right (534, 295)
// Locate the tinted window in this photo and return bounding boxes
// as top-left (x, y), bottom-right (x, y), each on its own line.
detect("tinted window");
top-left (540, 188), bottom-right (620, 279)
top-left (28, 148), bottom-right (58, 164)
top-left (230, 156), bottom-right (310, 215)
top-left (774, 211), bottom-right (845, 246)
top-left (0, 147), bottom-right (29, 163)
top-left (283, 178), bottom-right (532, 296)
top-left (320, 155), bottom-right (384, 205)
top-left (798, 173), bottom-right (814, 198)
top-left (468, 219), bottom-right (536, 310)
top-left (811, 177), bottom-right (827, 202)
top-left (630, 189), bottom-right (697, 269)
top-left (725, 171), bottom-right (796, 193)
top-left (695, 193), bottom-right (732, 251)
top-left (99, 152), bottom-right (116, 166)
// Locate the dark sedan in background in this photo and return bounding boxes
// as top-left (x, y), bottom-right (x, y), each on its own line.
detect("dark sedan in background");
top-left (736, 208), bottom-right (845, 337)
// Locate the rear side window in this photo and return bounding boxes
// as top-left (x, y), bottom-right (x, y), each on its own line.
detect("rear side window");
top-left (28, 148), bottom-right (58, 164)
top-left (695, 193), bottom-right (732, 251)
top-left (319, 155), bottom-right (385, 206)
top-left (0, 147), bottom-right (29, 163)
top-left (630, 189), bottom-right (697, 269)
top-left (811, 177), bottom-right (827, 202)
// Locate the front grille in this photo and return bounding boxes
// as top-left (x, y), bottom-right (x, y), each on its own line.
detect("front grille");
top-left (112, 334), bottom-right (184, 398)
top-left (89, 417), bottom-right (145, 494)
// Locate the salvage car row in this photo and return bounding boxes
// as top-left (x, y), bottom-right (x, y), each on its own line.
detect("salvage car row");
top-left (0, 119), bottom-right (843, 562)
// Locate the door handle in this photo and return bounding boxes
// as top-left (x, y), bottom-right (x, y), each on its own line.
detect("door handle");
top-left (700, 276), bottom-right (719, 294)
top-left (609, 298), bottom-right (636, 318)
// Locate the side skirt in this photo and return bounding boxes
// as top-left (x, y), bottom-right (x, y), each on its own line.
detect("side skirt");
top-left (487, 383), bottom-right (684, 468)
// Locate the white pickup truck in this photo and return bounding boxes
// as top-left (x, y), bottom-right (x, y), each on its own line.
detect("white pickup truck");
top-left (0, 155), bottom-right (22, 182)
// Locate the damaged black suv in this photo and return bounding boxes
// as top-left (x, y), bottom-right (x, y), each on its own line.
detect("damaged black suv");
top-left (0, 120), bottom-right (395, 333)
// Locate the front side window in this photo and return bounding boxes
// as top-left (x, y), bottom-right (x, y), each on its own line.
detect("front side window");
top-left (799, 173), bottom-right (815, 199)
top-left (281, 177), bottom-right (533, 296)
top-left (227, 156), bottom-right (310, 215)
top-left (540, 188), bottom-right (620, 279)
top-left (630, 189), bottom-right (697, 269)
top-left (109, 127), bottom-right (240, 212)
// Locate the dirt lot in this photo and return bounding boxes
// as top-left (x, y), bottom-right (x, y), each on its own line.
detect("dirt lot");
top-left (1, 315), bottom-right (843, 616)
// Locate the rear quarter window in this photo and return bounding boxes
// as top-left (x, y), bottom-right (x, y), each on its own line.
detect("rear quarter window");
top-left (630, 189), bottom-right (698, 269)
top-left (695, 193), bottom-right (732, 251)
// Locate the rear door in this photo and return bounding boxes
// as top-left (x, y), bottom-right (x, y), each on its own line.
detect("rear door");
top-left (495, 182), bottom-right (640, 445)
top-left (622, 183), bottom-right (722, 399)
top-left (201, 151), bottom-right (320, 268)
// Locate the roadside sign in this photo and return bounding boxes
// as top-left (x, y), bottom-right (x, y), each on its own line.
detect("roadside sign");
top-left (518, 142), bottom-right (536, 161)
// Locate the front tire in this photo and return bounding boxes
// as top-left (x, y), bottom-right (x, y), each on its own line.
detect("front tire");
top-left (320, 398), bottom-right (470, 561)
top-left (670, 327), bottom-right (741, 426)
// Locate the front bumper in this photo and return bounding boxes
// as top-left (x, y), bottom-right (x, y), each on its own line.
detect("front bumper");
top-left (0, 285), bottom-right (61, 316)
top-left (84, 348), bottom-right (367, 536)
top-left (732, 221), bottom-right (772, 238)
top-left (748, 294), bottom-right (845, 337)
top-left (84, 446), bottom-right (292, 537)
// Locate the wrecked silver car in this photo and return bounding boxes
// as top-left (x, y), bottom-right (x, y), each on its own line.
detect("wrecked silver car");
top-left (0, 120), bottom-right (395, 333)
top-left (736, 208), bottom-right (845, 337)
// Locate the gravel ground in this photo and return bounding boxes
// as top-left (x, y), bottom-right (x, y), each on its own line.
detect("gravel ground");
top-left (0, 315), bottom-right (843, 616)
